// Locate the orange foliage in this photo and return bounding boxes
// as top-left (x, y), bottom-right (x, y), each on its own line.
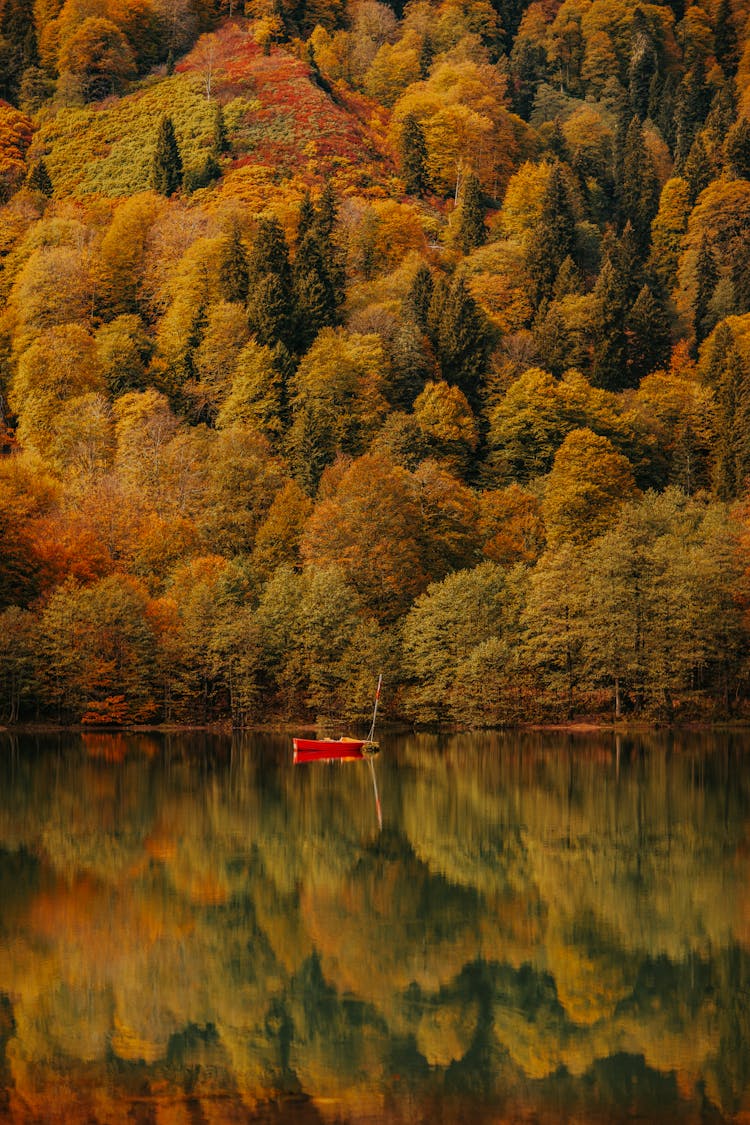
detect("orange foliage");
top-left (0, 101), bottom-right (33, 196)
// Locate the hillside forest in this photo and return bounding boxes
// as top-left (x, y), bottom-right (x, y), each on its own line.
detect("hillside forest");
top-left (2, 0), bottom-right (750, 727)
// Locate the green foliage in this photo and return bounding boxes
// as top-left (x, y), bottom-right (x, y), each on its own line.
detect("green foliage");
top-left (151, 114), bottom-right (183, 196)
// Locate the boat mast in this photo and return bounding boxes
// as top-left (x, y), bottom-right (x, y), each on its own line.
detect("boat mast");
top-left (367, 674), bottom-right (383, 743)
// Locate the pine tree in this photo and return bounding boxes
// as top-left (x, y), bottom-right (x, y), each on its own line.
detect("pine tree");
top-left (714, 0), bottom-right (739, 77)
top-left (151, 115), bottom-right (183, 197)
top-left (713, 339), bottom-right (750, 500)
top-left (26, 158), bottom-right (52, 196)
top-left (297, 192), bottom-right (315, 245)
top-left (683, 134), bottom-right (714, 203)
top-left (730, 235), bottom-right (750, 316)
top-left (0, 0), bottom-right (37, 104)
top-left (609, 222), bottom-right (644, 306)
top-left (628, 11), bottom-right (657, 121)
top-left (526, 163), bottom-right (577, 305)
top-left (620, 116), bottom-right (659, 252)
top-left (694, 235), bottom-right (719, 350)
top-left (433, 274), bottom-right (493, 408)
top-left (212, 102), bottom-right (229, 155)
top-left (404, 264), bottom-right (434, 329)
top-left (457, 172), bottom-right (486, 253)
top-left (218, 225), bottom-right (249, 303)
top-left (293, 232), bottom-right (337, 351)
top-left (418, 32), bottom-right (433, 78)
top-left (590, 256), bottom-right (628, 390)
top-left (247, 217), bottom-right (296, 350)
top-left (626, 284), bottom-right (671, 384)
top-left (400, 114), bottom-right (429, 196)
top-left (315, 181), bottom-right (337, 242)
top-left (249, 274), bottom-right (296, 350)
top-left (725, 117), bottom-right (750, 180)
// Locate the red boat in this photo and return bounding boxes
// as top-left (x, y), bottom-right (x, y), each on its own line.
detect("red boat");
top-left (293, 676), bottom-right (383, 764)
top-left (293, 737), bottom-right (379, 763)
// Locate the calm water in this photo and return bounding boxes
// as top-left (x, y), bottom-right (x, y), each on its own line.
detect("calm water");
top-left (0, 730), bottom-right (749, 1123)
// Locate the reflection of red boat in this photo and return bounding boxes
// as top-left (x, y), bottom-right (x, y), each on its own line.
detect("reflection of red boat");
top-left (294, 676), bottom-right (383, 765)
top-left (293, 737), bottom-right (379, 763)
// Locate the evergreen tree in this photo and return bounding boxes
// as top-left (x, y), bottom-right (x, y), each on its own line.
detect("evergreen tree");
top-left (26, 158), bottom-right (52, 196)
top-left (418, 32), bottom-right (434, 78)
top-left (610, 222), bottom-right (644, 306)
top-left (674, 60), bottom-right (711, 166)
top-left (683, 133), bottom-right (714, 202)
top-left (713, 339), bottom-right (750, 500)
top-left (433, 274), bottom-right (493, 409)
top-left (0, 0), bottom-right (37, 104)
top-left (620, 116), bottom-right (659, 252)
top-left (218, 225), bottom-right (249, 303)
top-left (625, 285), bottom-right (672, 384)
top-left (730, 235), bottom-right (750, 316)
top-left (457, 172), bottom-right (486, 253)
top-left (297, 191), bottom-right (315, 245)
top-left (628, 11), bottom-right (658, 121)
top-left (247, 217), bottom-right (296, 350)
top-left (590, 256), bottom-right (628, 390)
top-left (293, 232), bottom-right (337, 351)
top-left (725, 117), bottom-right (750, 180)
top-left (212, 102), bottom-right (229, 155)
top-left (653, 73), bottom-right (677, 151)
top-left (151, 115), bottom-right (183, 197)
top-left (404, 264), bottom-right (434, 329)
top-left (249, 274), bottom-right (296, 350)
top-left (714, 0), bottom-right (739, 77)
top-left (526, 163), bottom-right (577, 305)
top-left (694, 235), bottom-right (719, 350)
top-left (400, 114), bottom-right (429, 196)
top-left (509, 37), bottom-right (544, 119)
top-left (315, 181), bottom-right (337, 242)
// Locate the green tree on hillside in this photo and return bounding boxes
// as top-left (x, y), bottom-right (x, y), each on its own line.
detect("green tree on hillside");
top-left (151, 114), bottom-right (183, 197)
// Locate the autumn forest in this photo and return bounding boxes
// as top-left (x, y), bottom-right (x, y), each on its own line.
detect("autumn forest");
top-left (2, 0), bottom-right (750, 727)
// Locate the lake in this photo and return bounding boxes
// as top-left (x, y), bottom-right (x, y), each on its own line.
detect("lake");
top-left (0, 729), bottom-right (748, 1123)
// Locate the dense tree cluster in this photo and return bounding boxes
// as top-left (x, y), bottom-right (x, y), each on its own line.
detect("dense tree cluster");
top-left (2, 0), bottom-right (750, 726)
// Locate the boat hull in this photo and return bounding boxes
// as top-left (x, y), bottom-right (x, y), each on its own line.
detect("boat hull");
top-left (292, 737), bottom-right (379, 763)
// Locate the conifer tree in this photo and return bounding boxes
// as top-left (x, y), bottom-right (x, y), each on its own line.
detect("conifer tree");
top-left (404, 264), bottom-right (434, 329)
top-left (213, 102), bottom-right (229, 154)
top-left (247, 218), bottom-right (296, 350)
top-left (432, 274), bottom-right (493, 409)
top-left (297, 192), bottom-right (315, 245)
top-left (590, 256), bottom-right (628, 390)
top-left (400, 114), bottom-right (429, 196)
top-left (419, 33), bottom-right (433, 78)
top-left (625, 285), bottom-right (671, 384)
top-left (457, 172), bottom-right (486, 253)
top-left (712, 337), bottom-right (750, 500)
top-left (293, 233), bottom-right (337, 351)
top-left (694, 235), bottom-right (719, 350)
top-left (0, 0), bottom-right (37, 104)
top-left (683, 134), bottom-right (713, 203)
top-left (620, 116), bottom-right (659, 252)
top-left (526, 163), bottom-right (577, 305)
top-left (151, 115), bottom-right (183, 197)
top-left (218, 225), bottom-right (249, 303)
top-left (315, 181), bottom-right (337, 242)
top-left (26, 158), bottom-right (52, 196)
top-left (725, 117), bottom-right (750, 180)
top-left (628, 11), bottom-right (657, 121)
top-left (714, 0), bottom-right (739, 77)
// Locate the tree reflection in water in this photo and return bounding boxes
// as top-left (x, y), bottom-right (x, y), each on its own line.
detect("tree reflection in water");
top-left (0, 729), bottom-right (748, 1123)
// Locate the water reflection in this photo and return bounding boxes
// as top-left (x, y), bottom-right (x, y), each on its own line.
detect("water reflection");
top-left (0, 730), bottom-right (748, 1122)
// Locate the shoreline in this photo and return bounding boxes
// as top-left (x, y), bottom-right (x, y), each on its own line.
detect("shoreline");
top-left (3, 718), bottom-right (750, 737)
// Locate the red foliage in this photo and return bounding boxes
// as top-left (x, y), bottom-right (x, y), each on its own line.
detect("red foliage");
top-left (178, 25), bottom-right (395, 190)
